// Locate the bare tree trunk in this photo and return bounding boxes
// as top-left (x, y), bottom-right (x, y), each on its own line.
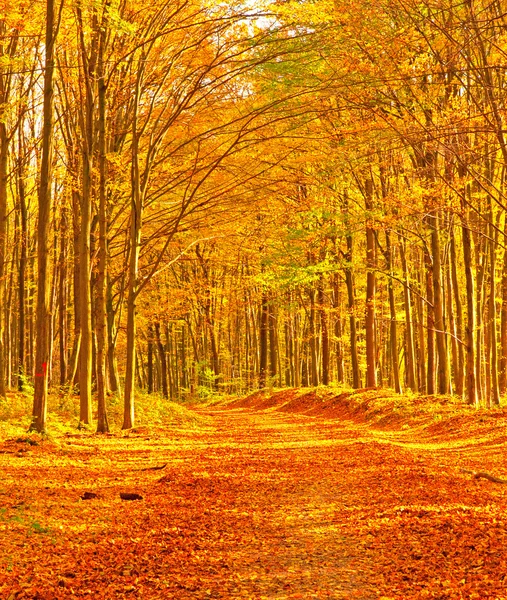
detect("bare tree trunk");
top-left (58, 211), bottom-right (67, 386)
top-left (147, 323), bottom-right (154, 394)
top-left (385, 231), bottom-right (401, 393)
top-left (96, 15), bottom-right (109, 433)
top-left (31, 0), bottom-right (57, 432)
top-left (17, 129), bottom-right (27, 391)
top-left (461, 187), bottom-right (477, 405)
top-left (268, 297), bottom-right (278, 385)
top-left (345, 252), bottom-right (360, 388)
top-left (430, 211), bottom-right (450, 394)
top-left (333, 273), bottom-right (344, 383)
top-left (155, 322), bottom-right (168, 399)
top-left (122, 58), bottom-right (144, 429)
top-left (318, 276), bottom-right (329, 386)
top-left (450, 234), bottom-right (464, 397)
top-left (259, 289), bottom-right (268, 388)
top-left (309, 287), bottom-right (319, 387)
top-left (488, 197), bottom-right (500, 405)
top-left (399, 237), bottom-right (417, 391)
top-left (365, 177), bottom-right (377, 387)
top-left (424, 244), bottom-right (436, 395)
top-left (0, 126), bottom-right (8, 397)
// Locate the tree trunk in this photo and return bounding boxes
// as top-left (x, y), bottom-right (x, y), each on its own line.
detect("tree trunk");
top-left (461, 190), bottom-right (478, 405)
top-left (424, 244), bottom-right (436, 395)
top-left (259, 289), bottom-right (268, 388)
top-left (31, 0), bottom-right (57, 432)
top-left (155, 322), bottom-right (168, 399)
top-left (96, 17), bottom-right (109, 433)
top-left (147, 324), bottom-right (154, 394)
top-left (385, 231), bottom-right (401, 393)
top-left (450, 234), bottom-right (464, 397)
top-left (365, 177), bottom-right (377, 387)
top-left (399, 238), bottom-right (417, 391)
top-left (318, 276), bottom-right (329, 386)
top-left (430, 211), bottom-right (450, 394)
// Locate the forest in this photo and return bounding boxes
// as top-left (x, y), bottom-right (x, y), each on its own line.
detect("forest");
top-left (3, 0), bottom-right (507, 598)
top-left (1, 0), bottom-right (505, 431)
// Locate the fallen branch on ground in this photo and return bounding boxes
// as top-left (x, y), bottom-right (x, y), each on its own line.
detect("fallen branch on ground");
top-left (460, 468), bottom-right (507, 484)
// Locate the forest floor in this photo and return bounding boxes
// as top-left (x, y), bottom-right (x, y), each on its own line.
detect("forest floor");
top-left (1, 388), bottom-right (507, 599)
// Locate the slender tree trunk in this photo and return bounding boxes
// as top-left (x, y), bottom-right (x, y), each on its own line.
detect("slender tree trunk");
top-left (430, 211), bottom-right (450, 394)
top-left (399, 238), bottom-right (417, 391)
top-left (309, 288), bottom-right (319, 387)
top-left (450, 234), bottom-right (464, 397)
top-left (424, 244), bottom-right (436, 395)
top-left (122, 60), bottom-right (144, 429)
top-left (385, 231), bottom-right (401, 393)
top-left (268, 297), bottom-right (277, 385)
top-left (155, 321), bottom-right (168, 399)
top-left (147, 324), bottom-right (154, 394)
top-left (96, 17), bottom-right (109, 433)
top-left (318, 276), bottom-right (329, 385)
top-left (365, 177), bottom-right (377, 387)
top-left (0, 126), bottom-right (8, 397)
top-left (488, 198), bottom-right (500, 405)
top-left (17, 131), bottom-right (27, 391)
top-left (58, 212), bottom-right (67, 386)
top-left (31, 0), bottom-right (57, 432)
top-left (461, 188), bottom-right (478, 405)
top-left (345, 255), bottom-right (360, 388)
top-left (333, 273), bottom-right (344, 383)
top-left (106, 277), bottom-right (120, 393)
top-left (259, 289), bottom-right (268, 388)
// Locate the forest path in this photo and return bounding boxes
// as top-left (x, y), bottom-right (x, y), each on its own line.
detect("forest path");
top-left (1, 405), bottom-right (507, 598)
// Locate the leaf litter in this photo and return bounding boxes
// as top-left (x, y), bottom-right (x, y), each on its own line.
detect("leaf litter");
top-left (0, 389), bottom-right (507, 598)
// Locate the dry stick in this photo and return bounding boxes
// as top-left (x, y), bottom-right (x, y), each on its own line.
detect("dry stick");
top-left (141, 463), bottom-right (168, 471)
top-left (460, 468), bottom-right (507, 484)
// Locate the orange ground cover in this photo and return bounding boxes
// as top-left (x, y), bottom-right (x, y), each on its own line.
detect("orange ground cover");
top-left (1, 389), bottom-right (507, 599)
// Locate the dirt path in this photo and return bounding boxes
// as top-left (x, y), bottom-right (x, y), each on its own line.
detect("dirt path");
top-left (1, 406), bottom-right (507, 599)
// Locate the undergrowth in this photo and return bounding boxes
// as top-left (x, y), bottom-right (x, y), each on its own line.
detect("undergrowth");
top-left (0, 388), bottom-right (208, 439)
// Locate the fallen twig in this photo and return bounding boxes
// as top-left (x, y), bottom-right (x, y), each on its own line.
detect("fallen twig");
top-left (141, 463), bottom-right (167, 472)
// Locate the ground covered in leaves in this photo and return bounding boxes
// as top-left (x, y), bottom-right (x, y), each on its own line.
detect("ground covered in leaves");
top-left (1, 388), bottom-right (507, 598)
